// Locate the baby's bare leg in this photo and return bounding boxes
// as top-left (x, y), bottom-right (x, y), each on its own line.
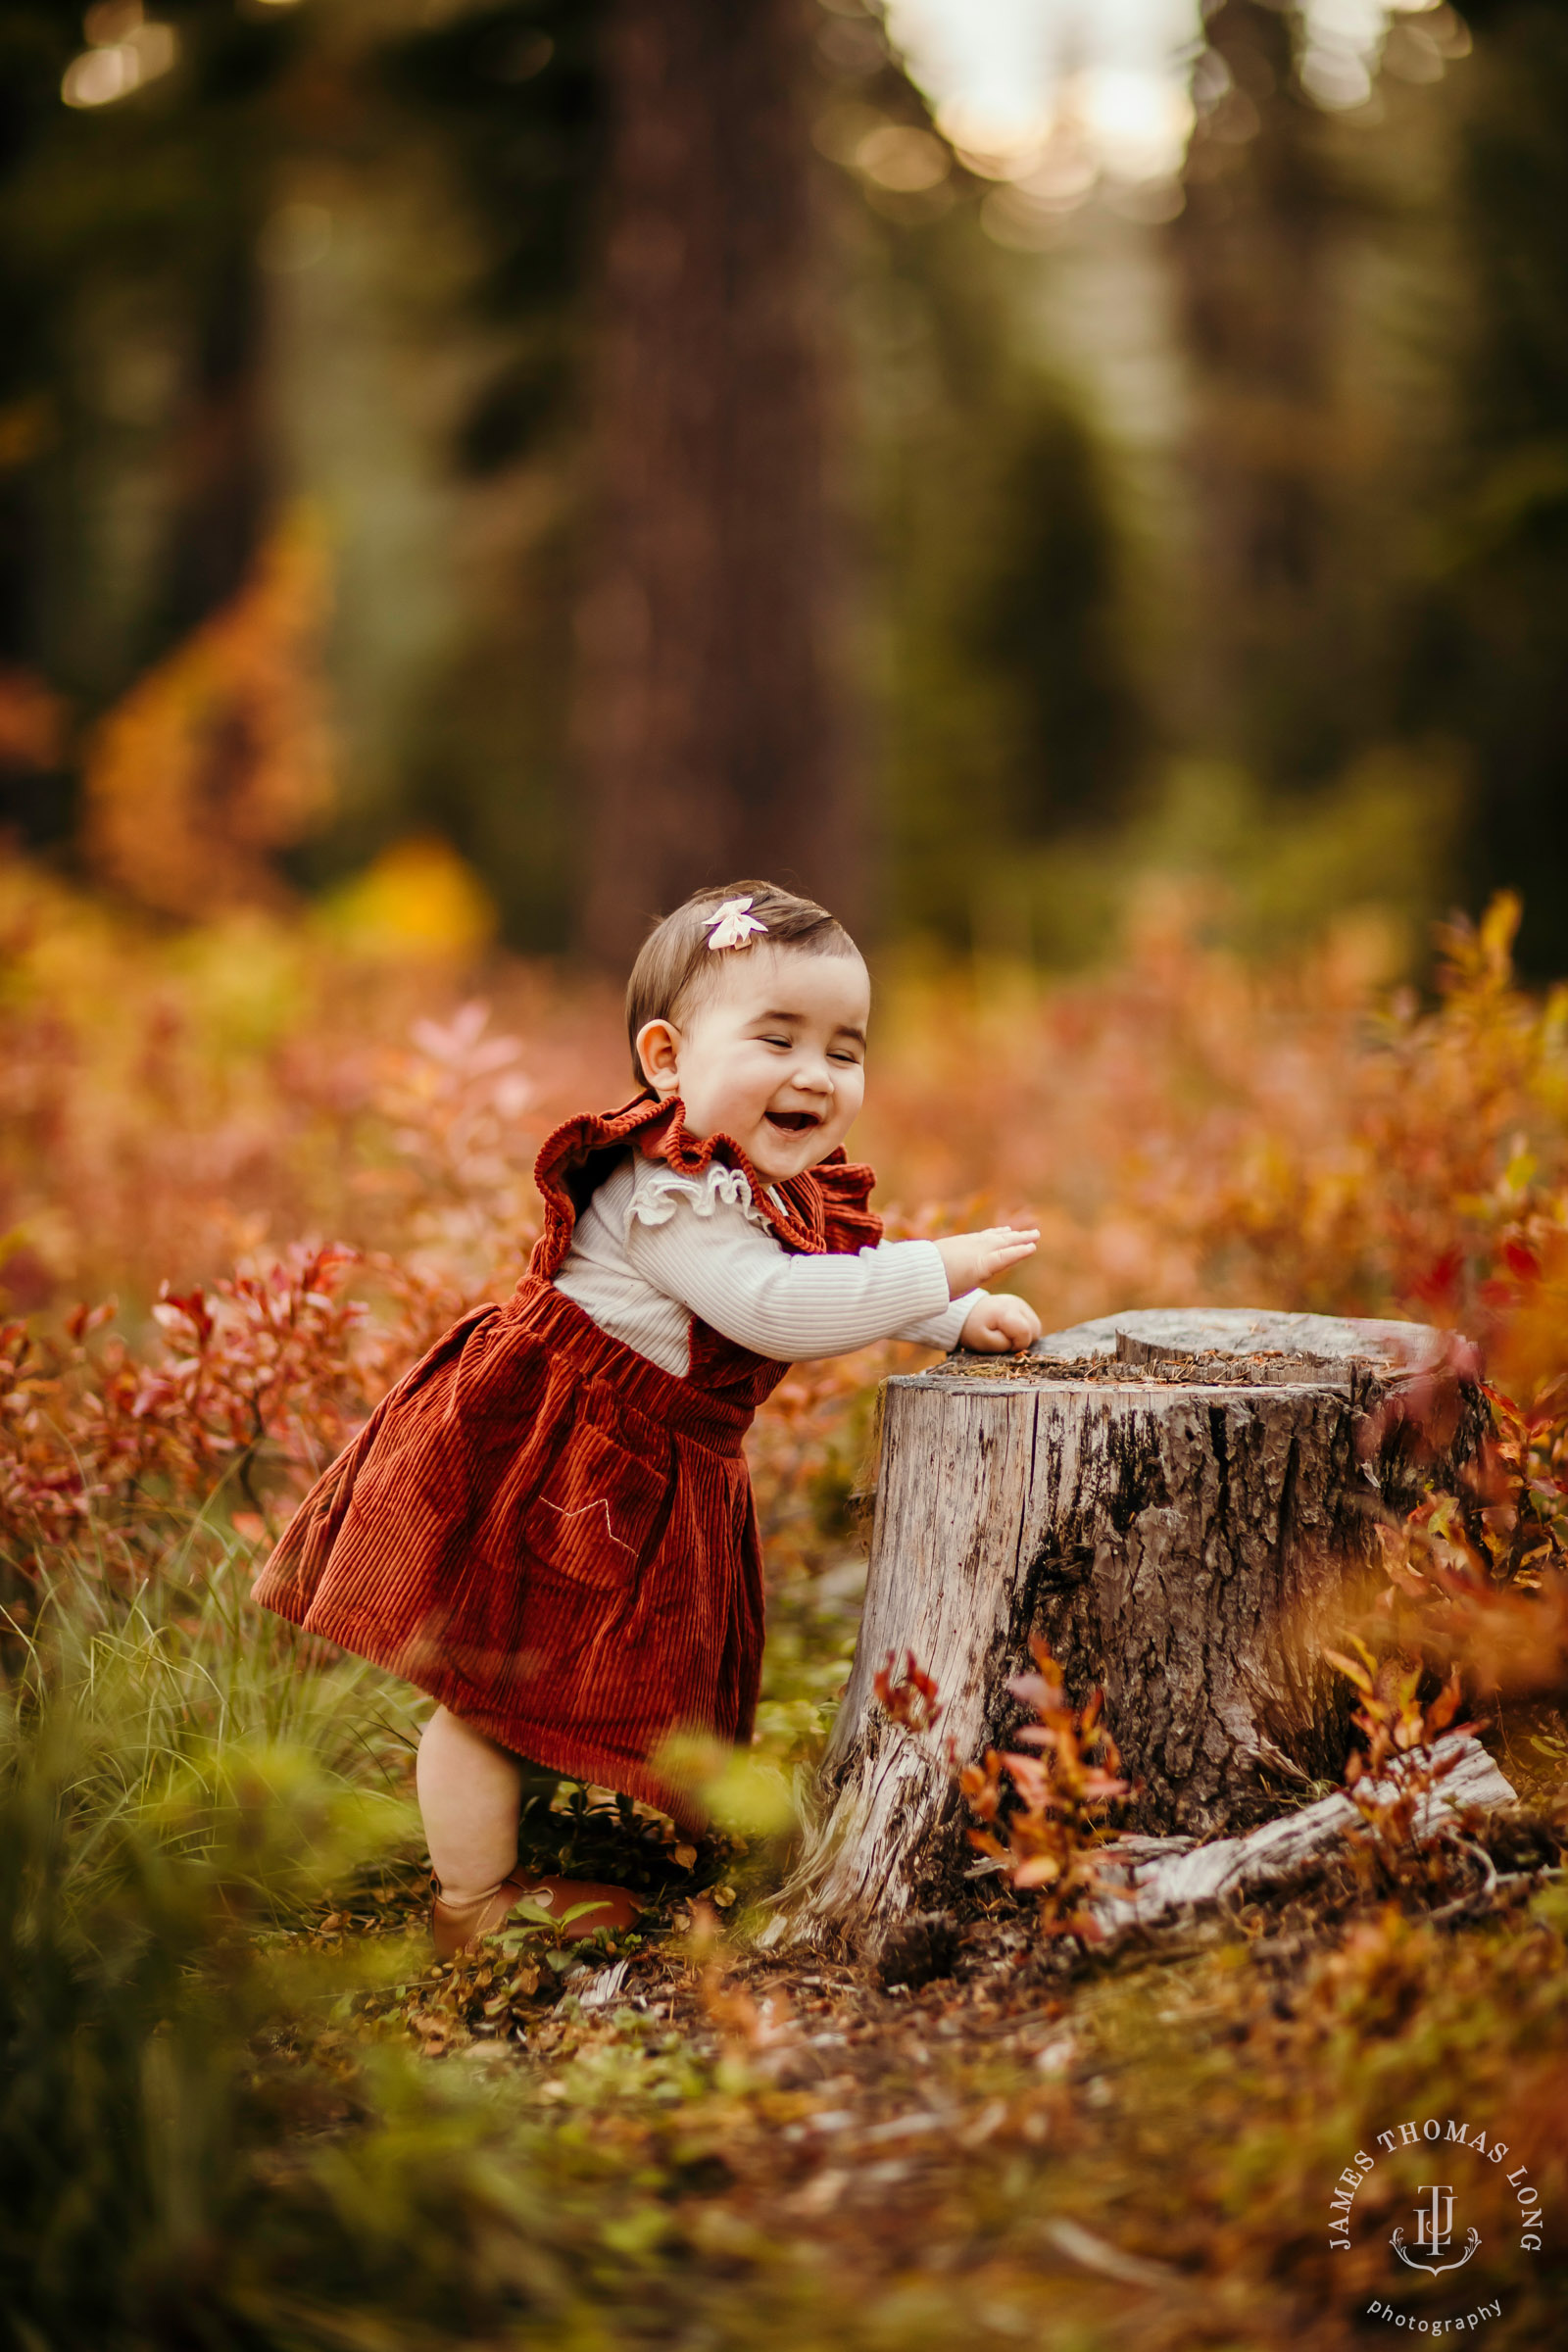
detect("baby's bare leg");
top-left (416, 1704), bottom-right (522, 1903)
top-left (416, 1703), bottom-right (646, 1953)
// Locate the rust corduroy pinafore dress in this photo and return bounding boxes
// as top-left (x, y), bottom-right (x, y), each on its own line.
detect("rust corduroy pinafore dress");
top-left (252, 1095), bottom-right (883, 1825)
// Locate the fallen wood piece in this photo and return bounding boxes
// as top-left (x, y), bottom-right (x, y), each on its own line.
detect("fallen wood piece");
top-left (765, 1307), bottom-right (1482, 1951)
top-left (571, 1959), bottom-right (632, 2011)
top-left (1085, 1733), bottom-right (1517, 1936)
top-left (1042, 2217), bottom-right (1182, 2291)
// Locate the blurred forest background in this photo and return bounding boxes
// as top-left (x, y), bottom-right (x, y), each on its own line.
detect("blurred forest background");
top-left (2, 0), bottom-right (1565, 973)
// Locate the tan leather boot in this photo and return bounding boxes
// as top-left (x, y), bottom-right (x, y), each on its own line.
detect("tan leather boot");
top-left (430, 1872), bottom-right (645, 1959)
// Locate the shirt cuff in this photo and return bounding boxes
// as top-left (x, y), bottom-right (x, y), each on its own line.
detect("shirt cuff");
top-left (896, 1285), bottom-right (982, 1351)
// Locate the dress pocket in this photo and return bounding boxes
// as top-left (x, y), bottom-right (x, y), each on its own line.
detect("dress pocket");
top-left (520, 1420), bottom-right (667, 1590)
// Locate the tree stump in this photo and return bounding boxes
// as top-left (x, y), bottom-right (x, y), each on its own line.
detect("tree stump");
top-left (767, 1308), bottom-right (1480, 1951)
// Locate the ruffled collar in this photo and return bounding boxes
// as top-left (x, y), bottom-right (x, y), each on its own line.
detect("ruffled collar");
top-left (631, 1095), bottom-right (838, 1256)
top-left (528, 1092), bottom-right (881, 1282)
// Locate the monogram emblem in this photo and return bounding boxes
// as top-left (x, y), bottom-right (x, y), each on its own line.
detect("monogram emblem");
top-left (1390, 2184), bottom-right (1481, 2278)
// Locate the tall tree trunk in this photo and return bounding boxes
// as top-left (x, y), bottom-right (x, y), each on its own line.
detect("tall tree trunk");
top-left (575, 0), bottom-right (859, 962)
top-left (1172, 1), bottom-right (1342, 783)
top-left (1435, 0), bottom-right (1568, 976)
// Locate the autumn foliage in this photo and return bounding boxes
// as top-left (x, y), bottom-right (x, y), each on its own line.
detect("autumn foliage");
top-left (81, 520), bottom-right (334, 922)
top-left (959, 1640), bottom-right (1131, 1937)
top-left (4, 859), bottom-right (1568, 1744)
top-left (872, 1649), bottom-right (945, 1734)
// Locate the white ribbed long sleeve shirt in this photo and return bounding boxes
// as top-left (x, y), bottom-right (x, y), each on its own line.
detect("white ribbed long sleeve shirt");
top-left (553, 1152), bottom-right (978, 1379)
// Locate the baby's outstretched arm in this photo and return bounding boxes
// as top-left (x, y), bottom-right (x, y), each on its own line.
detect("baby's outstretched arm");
top-left (623, 1193), bottom-right (1041, 1363)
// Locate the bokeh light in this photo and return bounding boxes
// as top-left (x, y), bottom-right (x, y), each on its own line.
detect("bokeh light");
top-left (62, 2), bottom-right (178, 111)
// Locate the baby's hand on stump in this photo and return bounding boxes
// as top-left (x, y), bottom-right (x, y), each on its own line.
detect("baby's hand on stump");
top-left (933, 1225), bottom-right (1040, 1296)
top-left (958, 1294), bottom-right (1042, 1354)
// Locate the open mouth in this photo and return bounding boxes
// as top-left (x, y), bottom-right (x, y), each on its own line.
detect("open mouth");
top-left (764, 1110), bottom-right (821, 1136)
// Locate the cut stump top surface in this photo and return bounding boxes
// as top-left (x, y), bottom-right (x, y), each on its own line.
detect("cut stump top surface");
top-left (911, 1306), bottom-right (1463, 1392)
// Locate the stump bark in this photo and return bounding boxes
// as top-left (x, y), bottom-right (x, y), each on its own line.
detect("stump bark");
top-left (768, 1308), bottom-right (1480, 1950)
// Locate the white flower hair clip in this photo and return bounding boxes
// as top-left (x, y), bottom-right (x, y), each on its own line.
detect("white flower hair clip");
top-left (704, 895), bottom-right (769, 952)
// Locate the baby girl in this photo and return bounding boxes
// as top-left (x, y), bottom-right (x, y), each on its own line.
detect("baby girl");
top-left (254, 881), bottom-right (1041, 1950)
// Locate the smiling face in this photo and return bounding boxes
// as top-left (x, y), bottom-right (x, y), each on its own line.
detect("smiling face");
top-left (635, 944), bottom-right (871, 1183)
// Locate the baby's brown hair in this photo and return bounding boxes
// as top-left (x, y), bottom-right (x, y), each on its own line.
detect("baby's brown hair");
top-left (625, 880), bottom-right (861, 1087)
